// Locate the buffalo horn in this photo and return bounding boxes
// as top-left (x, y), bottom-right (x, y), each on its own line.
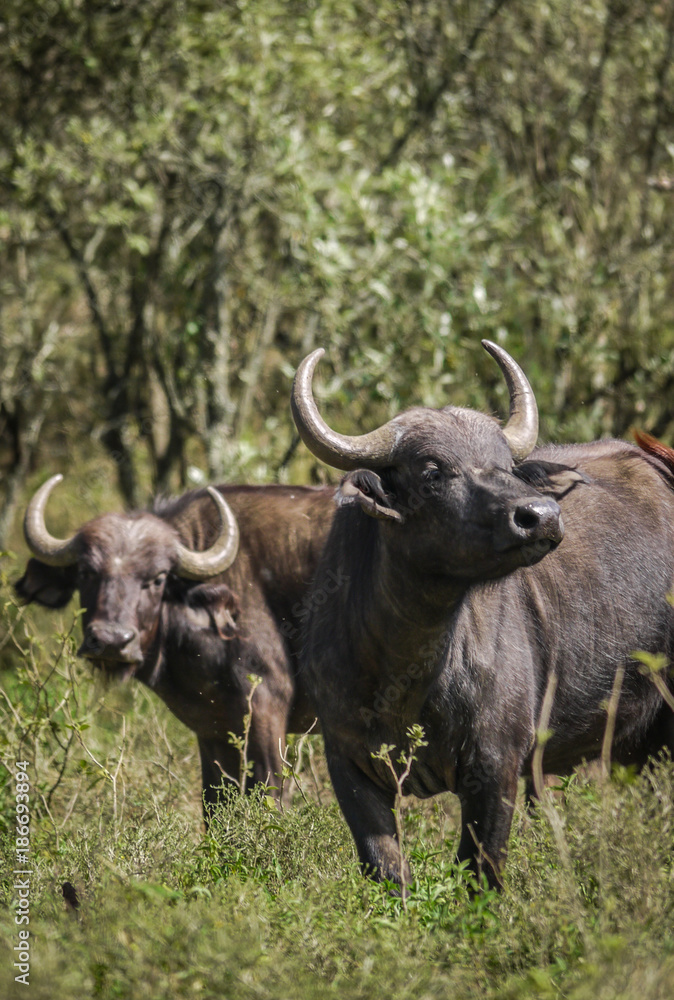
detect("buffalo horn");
top-left (292, 343), bottom-right (538, 470)
top-left (23, 475), bottom-right (81, 566)
top-left (481, 340), bottom-right (539, 460)
top-left (291, 349), bottom-right (399, 470)
top-left (173, 488), bottom-right (239, 580)
top-left (23, 473), bottom-right (79, 566)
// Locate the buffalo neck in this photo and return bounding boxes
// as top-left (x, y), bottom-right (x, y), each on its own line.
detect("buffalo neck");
top-left (373, 540), bottom-right (465, 669)
top-left (336, 512), bottom-right (468, 695)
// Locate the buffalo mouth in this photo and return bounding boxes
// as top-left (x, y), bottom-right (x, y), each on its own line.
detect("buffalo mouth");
top-left (77, 641), bottom-right (143, 678)
top-left (81, 655), bottom-right (141, 683)
top-left (493, 521), bottom-right (564, 570)
top-left (518, 535), bottom-right (561, 565)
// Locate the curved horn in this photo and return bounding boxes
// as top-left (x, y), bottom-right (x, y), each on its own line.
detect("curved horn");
top-left (23, 474), bottom-right (81, 566)
top-left (291, 349), bottom-right (399, 470)
top-left (481, 340), bottom-right (539, 460)
top-left (174, 488), bottom-right (239, 580)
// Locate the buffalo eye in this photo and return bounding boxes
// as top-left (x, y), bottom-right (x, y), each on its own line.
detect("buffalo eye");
top-left (142, 572), bottom-right (167, 590)
top-left (421, 462), bottom-right (442, 484)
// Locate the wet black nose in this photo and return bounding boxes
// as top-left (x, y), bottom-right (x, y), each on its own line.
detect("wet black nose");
top-left (511, 498), bottom-right (563, 544)
top-left (80, 623), bottom-right (138, 659)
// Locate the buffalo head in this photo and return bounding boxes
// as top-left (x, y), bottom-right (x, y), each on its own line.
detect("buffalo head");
top-left (291, 340), bottom-right (563, 582)
top-left (18, 477), bottom-right (239, 676)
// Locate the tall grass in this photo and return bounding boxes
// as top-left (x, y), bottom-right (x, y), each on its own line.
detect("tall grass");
top-left (1, 563), bottom-right (673, 999)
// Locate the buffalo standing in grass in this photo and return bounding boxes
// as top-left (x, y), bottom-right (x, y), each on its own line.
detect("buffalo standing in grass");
top-left (15, 479), bottom-right (334, 812)
top-left (291, 340), bottom-right (674, 889)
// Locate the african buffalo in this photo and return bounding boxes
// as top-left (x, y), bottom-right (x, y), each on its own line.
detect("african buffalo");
top-left (15, 478), bottom-right (334, 812)
top-left (291, 341), bottom-right (674, 889)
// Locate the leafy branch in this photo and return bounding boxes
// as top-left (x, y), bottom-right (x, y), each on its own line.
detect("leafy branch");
top-left (372, 723), bottom-right (428, 907)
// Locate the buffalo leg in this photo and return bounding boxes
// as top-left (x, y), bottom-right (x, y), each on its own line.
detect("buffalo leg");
top-left (244, 719), bottom-right (290, 804)
top-left (243, 684), bottom-right (293, 804)
top-left (325, 747), bottom-right (411, 887)
top-left (455, 758), bottom-right (520, 889)
top-left (197, 738), bottom-right (245, 823)
top-left (198, 714), bottom-right (290, 823)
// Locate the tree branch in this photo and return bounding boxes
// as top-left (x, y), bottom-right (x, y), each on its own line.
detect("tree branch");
top-left (376, 0), bottom-right (511, 173)
top-left (43, 201), bottom-right (118, 382)
top-left (640, 2), bottom-right (674, 228)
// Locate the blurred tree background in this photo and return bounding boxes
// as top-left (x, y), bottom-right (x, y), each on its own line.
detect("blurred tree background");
top-left (2, 0), bottom-right (674, 543)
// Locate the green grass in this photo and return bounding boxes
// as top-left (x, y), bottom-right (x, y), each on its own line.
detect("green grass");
top-left (1, 568), bottom-right (674, 999)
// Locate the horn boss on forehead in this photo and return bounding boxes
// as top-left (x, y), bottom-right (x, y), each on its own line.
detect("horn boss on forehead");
top-left (24, 477), bottom-right (240, 579)
top-left (291, 341), bottom-right (539, 468)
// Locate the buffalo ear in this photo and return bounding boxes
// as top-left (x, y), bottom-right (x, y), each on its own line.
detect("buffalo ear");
top-left (14, 559), bottom-right (78, 608)
top-left (337, 470), bottom-right (403, 523)
top-left (514, 460), bottom-right (588, 500)
top-left (168, 580), bottom-right (240, 639)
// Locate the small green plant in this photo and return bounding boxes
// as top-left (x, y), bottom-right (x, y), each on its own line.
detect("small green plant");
top-left (600, 664), bottom-right (625, 781)
top-left (631, 650), bottom-right (674, 714)
top-left (277, 719), bottom-right (318, 807)
top-left (226, 673), bottom-right (263, 794)
top-left (371, 723), bottom-right (428, 908)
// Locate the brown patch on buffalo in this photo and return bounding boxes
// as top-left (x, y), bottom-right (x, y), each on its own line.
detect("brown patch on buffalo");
top-left (634, 429), bottom-right (674, 477)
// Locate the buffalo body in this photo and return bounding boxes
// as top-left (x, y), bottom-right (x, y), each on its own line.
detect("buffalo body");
top-left (293, 344), bottom-right (674, 888)
top-left (16, 483), bottom-right (334, 812)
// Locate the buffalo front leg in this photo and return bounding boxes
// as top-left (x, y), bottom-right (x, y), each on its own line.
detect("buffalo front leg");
top-left (197, 738), bottom-right (245, 824)
top-left (455, 757), bottom-right (520, 890)
top-left (198, 716), bottom-right (290, 822)
top-left (243, 718), bottom-right (290, 805)
top-left (325, 745), bottom-right (411, 889)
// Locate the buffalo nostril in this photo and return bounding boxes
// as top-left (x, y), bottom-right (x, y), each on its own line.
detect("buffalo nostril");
top-left (512, 500), bottom-right (562, 541)
top-left (514, 507), bottom-right (540, 531)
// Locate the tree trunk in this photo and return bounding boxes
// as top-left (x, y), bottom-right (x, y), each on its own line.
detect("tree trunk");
top-left (0, 407), bottom-right (47, 548)
top-left (202, 205), bottom-right (237, 481)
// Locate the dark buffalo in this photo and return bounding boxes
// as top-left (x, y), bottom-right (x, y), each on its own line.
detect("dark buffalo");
top-left (291, 341), bottom-right (674, 889)
top-left (15, 478), bottom-right (334, 812)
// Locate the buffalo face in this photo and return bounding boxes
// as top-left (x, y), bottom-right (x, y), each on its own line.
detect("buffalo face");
top-left (74, 515), bottom-right (177, 674)
top-left (292, 341), bottom-right (564, 586)
top-left (336, 408), bottom-right (563, 583)
top-left (18, 477), bottom-right (240, 678)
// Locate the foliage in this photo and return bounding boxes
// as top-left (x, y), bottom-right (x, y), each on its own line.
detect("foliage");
top-left (2, 1), bottom-right (674, 538)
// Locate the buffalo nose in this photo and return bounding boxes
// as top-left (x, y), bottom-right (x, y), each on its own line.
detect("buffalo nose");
top-left (511, 498), bottom-right (563, 544)
top-left (115, 627), bottom-right (135, 646)
top-left (82, 623), bottom-right (138, 655)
